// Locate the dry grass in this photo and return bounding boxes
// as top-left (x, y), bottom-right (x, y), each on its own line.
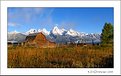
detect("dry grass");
top-left (8, 45), bottom-right (113, 68)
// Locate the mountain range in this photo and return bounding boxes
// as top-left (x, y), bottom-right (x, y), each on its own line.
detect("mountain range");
top-left (8, 26), bottom-right (101, 44)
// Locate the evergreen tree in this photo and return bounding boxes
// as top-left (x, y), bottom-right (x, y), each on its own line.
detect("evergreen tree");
top-left (101, 23), bottom-right (113, 44)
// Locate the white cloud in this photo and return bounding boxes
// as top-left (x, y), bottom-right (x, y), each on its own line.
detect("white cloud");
top-left (8, 8), bottom-right (44, 23)
top-left (8, 22), bottom-right (21, 27)
top-left (8, 8), bottom-right (55, 28)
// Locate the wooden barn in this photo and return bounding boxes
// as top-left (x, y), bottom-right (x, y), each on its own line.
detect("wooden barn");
top-left (25, 32), bottom-right (56, 48)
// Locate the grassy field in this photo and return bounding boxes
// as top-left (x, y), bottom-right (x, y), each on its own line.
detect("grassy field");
top-left (8, 45), bottom-right (113, 68)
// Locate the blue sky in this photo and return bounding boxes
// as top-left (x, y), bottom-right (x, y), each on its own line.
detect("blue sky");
top-left (8, 7), bottom-right (114, 33)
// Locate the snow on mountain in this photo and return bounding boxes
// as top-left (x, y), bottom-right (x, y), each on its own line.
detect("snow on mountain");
top-left (49, 27), bottom-right (101, 44)
top-left (38, 28), bottom-right (50, 36)
top-left (8, 30), bottom-right (19, 34)
top-left (38, 29), bottom-right (41, 32)
top-left (51, 26), bottom-right (67, 35)
top-left (26, 28), bottom-right (50, 36)
top-left (8, 31), bottom-right (27, 43)
top-left (26, 29), bottom-right (38, 35)
top-left (66, 29), bottom-right (80, 37)
top-left (8, 26), bottom-right (101, 44)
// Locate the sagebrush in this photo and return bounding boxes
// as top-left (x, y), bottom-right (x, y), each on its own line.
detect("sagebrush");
top-left (8, 45), bottom-right (113, 68)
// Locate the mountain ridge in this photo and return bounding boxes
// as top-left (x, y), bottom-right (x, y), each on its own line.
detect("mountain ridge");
top-left (8, 26), bottom-right (101, 44)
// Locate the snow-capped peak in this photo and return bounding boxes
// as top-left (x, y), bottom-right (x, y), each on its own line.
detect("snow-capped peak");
top-left (8, 26), bottom-right (101, 44)
top-left (52, 26), bottom-right (62, 35)
top-left (51, 26), bottom-right (67, 35)
top-left (53, 26), bottom-right (58, 30)
top-left (53, 26), bottom-right (59, 33)
top-left (61, 28), bottom-right (67, 32)
top-left (8, 30), bottom-right (19, 34)
top-left (41, 28), bottom-right (50, 36)
top-left (66, 29), bottom-right (80, 36)
top-left (69, 29), bottom-right (75, 33)
top-left (38, 29), bottom-right (42, 32)
top-left (26, 29), bottom-right (38, 34)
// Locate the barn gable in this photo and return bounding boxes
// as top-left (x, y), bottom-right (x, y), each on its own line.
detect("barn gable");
top-left (25, 32), bottom-right (56, 48)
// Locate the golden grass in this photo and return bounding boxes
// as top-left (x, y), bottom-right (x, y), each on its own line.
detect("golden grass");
top-left (8, 45), bottom-right (113, 68)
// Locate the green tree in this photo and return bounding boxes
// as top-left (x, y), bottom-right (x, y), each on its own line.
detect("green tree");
top-left (101, 23), bottom-right (113, 44)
